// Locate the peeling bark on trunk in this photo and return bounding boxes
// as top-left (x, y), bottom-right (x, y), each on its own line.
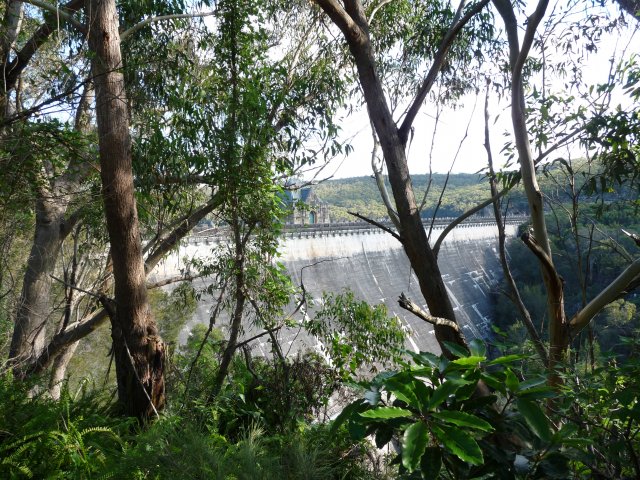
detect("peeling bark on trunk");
top-left (88, 0), bottom-right (165, 421)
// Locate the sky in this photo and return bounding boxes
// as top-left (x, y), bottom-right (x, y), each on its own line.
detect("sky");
top-left (312, 3), bottom-right (640, 180)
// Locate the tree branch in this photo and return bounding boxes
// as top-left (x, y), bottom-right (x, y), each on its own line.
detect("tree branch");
top-left (398, 0), bottom-right (490, 145)
top-left (120, 11), bottom-right (217, 42)
top-left (22, 0), bottom-right (85, 32)
top-left (398, 293), bottom-right (460, 332)
top-left (570, 257), bottom-right (640, 335)
top-left (347, 211), bottom-right (402, 242)
top-left (432, 186), bottom-right (511, 257)
top-left (3, 0), bottom-right (83, 93)
top-left (144, 193), bottom-right (222, 273)
top-left (313, 0), bottom-right (366, 45)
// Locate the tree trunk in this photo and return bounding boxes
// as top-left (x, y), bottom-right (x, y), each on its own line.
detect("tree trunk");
top-left (10, 192), bottom-right (66, 371)
top-left (9, 85), bottom-right (92, 374)
top-left (492, 0), bottom-right (568, 377)
top-left (314, 0), bottom-right (466, 356)
top-left (0, 0), bottom-right (23, 116)
top-left (48, 340), bottom-right (80, 400)
top-left (88, 0), bottom-right (165, 421)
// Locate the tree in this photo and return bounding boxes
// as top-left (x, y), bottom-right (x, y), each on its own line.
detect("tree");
top-left (312, 0), bottom-right (492, 357)
top-left (87, 0), bottom-right (165, 420)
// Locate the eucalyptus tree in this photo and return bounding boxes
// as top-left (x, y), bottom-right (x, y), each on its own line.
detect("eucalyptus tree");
top-left (0, 0), bottom-right (219, 418)
top-left (311, 0), bottom-right (496, 356)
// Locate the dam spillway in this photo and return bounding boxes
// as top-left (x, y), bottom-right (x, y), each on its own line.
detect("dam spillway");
top-left (155, 220), bottom-right (520, 355)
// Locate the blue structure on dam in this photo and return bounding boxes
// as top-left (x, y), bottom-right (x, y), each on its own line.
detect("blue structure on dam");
top-left (155, 219), bottom-right (522, 356)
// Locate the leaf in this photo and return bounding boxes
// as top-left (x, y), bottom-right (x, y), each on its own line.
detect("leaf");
top-left (468, 339), bottom-right (486, 357)
top-left (402, 421), bottom-right (429, 471)
top-left (409, 351), bottom-right (440, 368)
top-left (516, 386), bottom-right (556, 401)
top-left (442, 341), bottom-right (470, 358)
top-left (429, 378), bottom-right (471, 410)
top-left (364, 388), bottom-right (381, 406)
top-left (487, 354), bottom-right (525, 365)
top-left (432, 424), bottom-right (483, 465)
top-left (451, 355), bottom-right (486, 366)
top-left (359, 406), bottom-right (413, 419)
top-left (420, 447), bottom-right (442, 478)
top-left (505, 368), bottom-right (519, 392)
top-left (431, 411), bottom-right (494, 432)
top-left (375, 426), bottom-right (394, 448)
top-left (331, 400), bottom-right (365, 434)
top-left (516, 398), bottom-right (552, 442)
top-left (385, 377), bottom-right (421, 409)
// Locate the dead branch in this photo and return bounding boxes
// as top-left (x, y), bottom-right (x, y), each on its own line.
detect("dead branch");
top-left (398, 292), bottom-right (459, 331)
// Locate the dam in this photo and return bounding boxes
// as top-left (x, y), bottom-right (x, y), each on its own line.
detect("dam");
top-left (153, 218), bottom-right (522, 356)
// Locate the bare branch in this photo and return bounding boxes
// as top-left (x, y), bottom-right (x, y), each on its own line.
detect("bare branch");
top-left (368, 0), bottom-right (396, 24)
top-left (145, 193), bottom-right (223, 273)
top-left (622, 229), bottom-right (640, 248)
top-left (3, 0), bottom-right (84, 93)
top-left (370, 124), bottom-right (400, 229)
top-left (432, 187), bottom-right (510, 257)
top-left (120, 11), bottom-right (217, 42)
top-left (348, 211), bottom-right (402, 242)
top-left (484, 82), bottom-right (548, 365)
top-left (570, 257), bottom-right (640, 335)
top-left (398, 0), bottom-right (490, 145)
top-left (22, 0), bottom-right (85, 32)
top-left (398, 293), bottom-right (460, 331)
top-left (313, 0), bottom-right (366, 45)
top-left (146, 273), bottom-right (202, 290)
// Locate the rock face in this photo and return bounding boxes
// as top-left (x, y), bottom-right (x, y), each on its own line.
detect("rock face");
top-left (154, 221), bottom-right (518, 355)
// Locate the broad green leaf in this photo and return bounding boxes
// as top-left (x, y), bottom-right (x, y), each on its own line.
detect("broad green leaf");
top-left (451, 355), bottom-right (486, 366)
top-left (375, 425), bottom-right (394, 448)
top-left (480, 372), bottom-right (505, 393)
top-left (469, 338), bottom-right (486, 357)
top-left (420, 447), bottom-right (442, 478)
top-left (402, 421), bottom-right (429, 471)
top-left (516, 398), bottom-right (552, 442)
top-left (431, 411), bottom-right (494, 432)
top-left (359, 406), bottom-right (413, 419)
top-left (429, 378), bottom-right (471, 410)
top-left (432, 424), bottom-right (483, 465)
top-left (410, 351), bottom-right (440, 368)
top-left (385, 377), bottom-right (421, 409)
top-left (516, 386), bottom-right (556, 401)
top-left (442, 341), bottom-right (470, 359)
top-left (331, 400), bottom-right (365, 434)
top-left (487, 354), bottom-right (526, 366)
top-left (505, 368), bottom-right (519, 392)
top-left (519, 376), bottom-right (548, 390)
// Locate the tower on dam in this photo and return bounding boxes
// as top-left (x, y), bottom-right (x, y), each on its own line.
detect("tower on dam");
top-left (154, 219), bottom-right (520, 357)
top-left (280, 182), bottom-right (331, 226)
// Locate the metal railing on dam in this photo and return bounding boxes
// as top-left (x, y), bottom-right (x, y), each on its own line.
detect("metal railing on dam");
top-left (184, 215), bottom-right (529, 244)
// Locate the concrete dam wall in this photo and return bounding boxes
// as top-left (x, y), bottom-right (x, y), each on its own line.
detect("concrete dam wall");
top-left (153, 221), bottom-right (519, 356)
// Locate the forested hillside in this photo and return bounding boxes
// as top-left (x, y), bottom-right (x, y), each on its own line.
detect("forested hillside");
top-left (315, 173), bottom-right (511, 221)
top-left (1, 0), bottom-right (640, 478)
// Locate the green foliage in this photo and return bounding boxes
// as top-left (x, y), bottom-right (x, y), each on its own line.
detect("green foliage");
top-left (332, 343), bottom-right (590, 479)
top-left (149, 282), bottom-right (198, 346)
top-left (306, 290), bottom-right (407, 379)
top-left (0, 374), bottom-right (129, 479)
top-left (313, 174), bottom-right (529, 222)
